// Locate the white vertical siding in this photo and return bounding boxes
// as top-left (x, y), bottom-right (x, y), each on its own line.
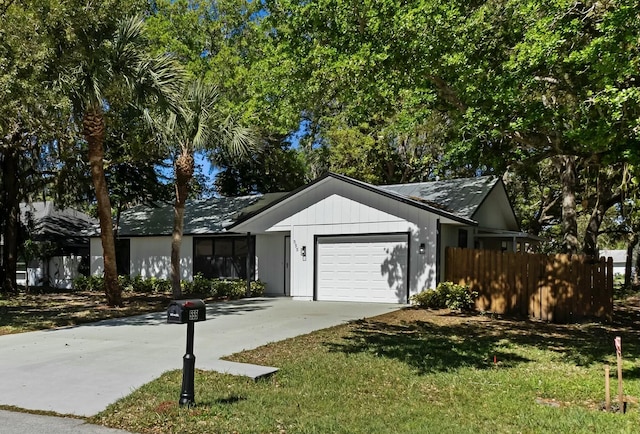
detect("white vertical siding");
top-left (91, 236), bottom-right (192, 281)
top-left (130, 236), bottom-right (192, 280)
top-left (280, 193), bottom-right (440, 301)
top-left (90, 237), bottom-right (103, 275)
top-left (473, 184), bottom-right (519, 230)
top-left (255, 233), bottom-right (286, 296)
top-left (48, 256), bottom-right (84, 289)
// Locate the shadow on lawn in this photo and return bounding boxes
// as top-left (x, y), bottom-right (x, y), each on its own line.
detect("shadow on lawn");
top-left (0, 293), bottom-right (273, 331)
top-left (327, 301), bottom-right (640, 376)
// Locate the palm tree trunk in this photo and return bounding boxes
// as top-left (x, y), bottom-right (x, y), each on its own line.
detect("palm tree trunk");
top-left (85, 105), bottom-right (122, 307)
top-left (171, 151), bottom-right (194, 299)
top-left (171, 180), bottom-right (189, 299)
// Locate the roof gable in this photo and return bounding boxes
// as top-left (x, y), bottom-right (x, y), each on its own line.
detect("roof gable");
top-left (230, 172), bottom-right (478, 232)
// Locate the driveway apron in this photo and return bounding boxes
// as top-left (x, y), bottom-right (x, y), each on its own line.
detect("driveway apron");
top-left (0, 297), bottom-right (399, 416)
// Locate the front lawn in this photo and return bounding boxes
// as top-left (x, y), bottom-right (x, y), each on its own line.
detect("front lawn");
top-left (0, 290), bottom-right (173, 335)
top-left (91, 301), bottom-right (640, 433)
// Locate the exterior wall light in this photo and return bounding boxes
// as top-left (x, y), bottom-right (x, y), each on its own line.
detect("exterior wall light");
top-left (419, 243), bottom-right (426, 254)
top-left (301, 246), bottom-right (306, 257)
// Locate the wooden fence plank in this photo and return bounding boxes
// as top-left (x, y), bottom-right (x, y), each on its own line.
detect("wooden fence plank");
top-left (606, 257), bottom-right (614, 321)
top-left (529, 254), bottom-right (540, 320)
top-left (443, 247), bottom-right (612, 323)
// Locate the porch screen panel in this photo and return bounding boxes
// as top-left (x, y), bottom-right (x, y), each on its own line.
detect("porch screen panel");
top-left (193, 236), bottom-right (254, 279)
top-left (214, 239), bottom-right (233, 277)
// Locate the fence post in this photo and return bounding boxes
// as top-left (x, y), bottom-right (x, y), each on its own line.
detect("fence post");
top-left (606, 257), bottom-right (614, 321)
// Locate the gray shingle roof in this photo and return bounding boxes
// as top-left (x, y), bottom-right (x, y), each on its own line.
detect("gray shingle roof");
top-left (106, 175), bottom-right (501, 237)
top-left (19, 202), bottom-right (97, 246)
top-left (379, 176), bottom-right (499, 220)
top-left (113, 193), bottom-right (287, 237)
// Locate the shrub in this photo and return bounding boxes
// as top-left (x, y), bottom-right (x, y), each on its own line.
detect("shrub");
top-left (74, 273), bottom-right (266, 299)
top-left (183, 275), bottom-right (267, 298)
top-left (72, 275), bottom-right (104, 292)
top-left (411, 282), bottom-right (478, 311)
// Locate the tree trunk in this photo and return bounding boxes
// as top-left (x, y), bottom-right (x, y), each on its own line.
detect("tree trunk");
top-left (625, 232), bottom-right (638, 288)
top-left (171, 151), bottom-right (194, 299)
top-left (583, 169), bottom-right (604, 257)
top-left (171, 181), bottom-right (188, 299)
top-left (1, 146), bottom-right (20, 293)
top-left (635, 242), bottom-right (640, 287)
top-left (584, 166), bottom-right (622, 257)
top-left (559, 155), bottom-right (579, 254)
top-left (84, 105), bottom-right (122, 307)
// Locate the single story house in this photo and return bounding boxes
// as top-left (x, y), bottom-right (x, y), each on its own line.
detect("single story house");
top-left (599, 249), bottom-right (628, 276)
top-left (90, 172), bottom-right (535, 303)
top-left (0, 202), bottom-right (96, 289)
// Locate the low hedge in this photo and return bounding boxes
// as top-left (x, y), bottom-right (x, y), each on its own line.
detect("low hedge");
top-left (411, 282), bottom-right (478, 311)
top-left (72, 274), bottom-right (266, 299)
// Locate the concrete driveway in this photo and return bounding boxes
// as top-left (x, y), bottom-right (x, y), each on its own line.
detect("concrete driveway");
top-left (0, 297), bottom-right (400, 417)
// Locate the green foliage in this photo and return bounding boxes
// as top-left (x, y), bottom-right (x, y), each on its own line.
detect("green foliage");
top-left (182, 274), bottom-right (265, 299)
top-left (214, 142), bottom-right (308, 195)
top-left (411, 282), bottom-right (478, 311)
top-left (72, 275), bottom-right (106, 292)
top-left (73, 274), bottom-right (266, 298)
top-left (118, 275), bottom-right (172, 293)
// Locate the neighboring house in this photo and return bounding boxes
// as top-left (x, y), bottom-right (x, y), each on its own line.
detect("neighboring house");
top-left (90, 173), bottom-right (536, 304)
top-left (599, 249), bottom-right (628, 276)
top-left (0, 202), bottom-right (96, 289)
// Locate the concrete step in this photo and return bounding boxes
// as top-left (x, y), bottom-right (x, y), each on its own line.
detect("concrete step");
top-left (202, 359), bottom-right (279, 380)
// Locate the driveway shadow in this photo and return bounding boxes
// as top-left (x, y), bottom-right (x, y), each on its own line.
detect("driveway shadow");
top-left (61, 298), bottom-right (275, 328)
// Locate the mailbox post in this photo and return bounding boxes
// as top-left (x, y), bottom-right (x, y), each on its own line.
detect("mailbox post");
top-left (167, 299), bottom-right (206, 407)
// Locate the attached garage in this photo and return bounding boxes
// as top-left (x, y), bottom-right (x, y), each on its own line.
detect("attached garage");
top-left (315, 234), bottom-right (409, 303)
top-left (229, 172), bottom-right (489, 303)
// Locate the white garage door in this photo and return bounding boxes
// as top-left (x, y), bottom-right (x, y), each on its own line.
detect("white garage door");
top-left (316, 234), bottom-right (408, 303)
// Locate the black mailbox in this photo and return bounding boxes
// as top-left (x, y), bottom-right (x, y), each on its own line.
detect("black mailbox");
top-left (167, 299), bottom-right (206, 324)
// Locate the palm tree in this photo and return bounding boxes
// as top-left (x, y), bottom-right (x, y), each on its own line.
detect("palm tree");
top-left (62, 15), bottom-right (182, 306)
top-left (158, 80), bottom-right (255, 298)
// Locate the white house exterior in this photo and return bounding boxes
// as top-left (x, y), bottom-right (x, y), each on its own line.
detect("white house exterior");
top-left (599, 249), bottom-right (628, 276)
top-left (0, 202), bottom-right (95, 289)
top-left (90, 173), bottom-right (529, 304)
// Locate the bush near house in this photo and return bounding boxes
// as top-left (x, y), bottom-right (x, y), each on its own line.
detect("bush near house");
top-left (411, 282), bottom-right (478, 311)
top-left (72, 274), bottom-right (266, 299)
top-left (182, 273), bottom-right (266, 299)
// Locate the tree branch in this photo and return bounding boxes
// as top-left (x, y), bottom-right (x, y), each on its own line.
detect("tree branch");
top-left (427, 75), bottom-right (467, 112)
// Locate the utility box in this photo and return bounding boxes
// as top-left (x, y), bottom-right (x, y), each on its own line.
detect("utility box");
top-left (167, 299), bottom-right (206, 324)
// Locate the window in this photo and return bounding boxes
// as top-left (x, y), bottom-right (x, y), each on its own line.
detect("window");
top-left (115, 239), bottom-right (130, 276)
top-left (193, 236), bottom-right (254, 279)
top-left (458, 229), bottom-right (468, 248)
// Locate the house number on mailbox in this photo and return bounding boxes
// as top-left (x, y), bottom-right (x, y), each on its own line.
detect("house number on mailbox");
top-left (189, 310), bottom-right (199, 321)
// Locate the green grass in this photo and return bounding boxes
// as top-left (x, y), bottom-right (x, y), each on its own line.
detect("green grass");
top-left (90, 305), bottom-right (640, 434)
top-left (0, 290), bottom-right (174, 335)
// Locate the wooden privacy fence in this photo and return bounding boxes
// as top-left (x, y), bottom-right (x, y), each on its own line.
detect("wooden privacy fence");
top-left (444, 247), bottom-right (613, 323)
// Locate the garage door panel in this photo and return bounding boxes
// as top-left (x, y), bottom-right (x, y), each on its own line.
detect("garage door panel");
top-left (316, 234), bottom-right (407, 303)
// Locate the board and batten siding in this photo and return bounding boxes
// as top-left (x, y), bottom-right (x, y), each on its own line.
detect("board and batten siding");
top-left (262, 181), bottom-right (441, 301)
top-left (90, 236), bottom-right (193, 281)
top-left (255, 233), bottom-right (287, 296)
top-left (472, 182), bottom-right (519, 231)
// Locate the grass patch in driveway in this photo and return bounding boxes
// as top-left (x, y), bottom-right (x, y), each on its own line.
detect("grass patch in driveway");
top-left (91, 306), bottom-right (640, 434)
